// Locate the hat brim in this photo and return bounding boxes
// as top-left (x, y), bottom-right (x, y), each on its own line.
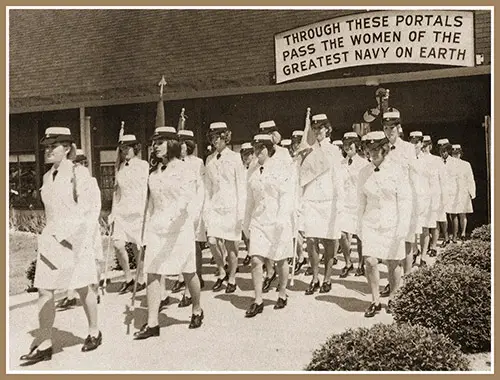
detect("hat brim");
top-left (382, 118), bottom-right (401, 127)
top-left (260, 127), bottom-right (278, 134)
top-left (178, 134), bottom-right (195, 141)
top-left (365, 138), bottom-right (389, 149)
top-left (119, 139), bottom-right (139, 146)
top-left (151, 132), bottom-right (178, 141)
top-left (40, 135), bottom-right (74, 145)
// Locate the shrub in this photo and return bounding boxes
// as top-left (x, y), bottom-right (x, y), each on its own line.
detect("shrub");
top-left (9, 209), bottom-right (46, 234)
top-left (306, 323), bottom-right (469, 371)
top-left (392, 265), bottom-right (491, 353)
top-left (470, 224), bottom-right (491, 242)
top-left (113, 242), bottom-right (137, 270)
top-left (436, 239), bottom-right (491, 272)
top-left (25, 259), bottom-right (38, 292)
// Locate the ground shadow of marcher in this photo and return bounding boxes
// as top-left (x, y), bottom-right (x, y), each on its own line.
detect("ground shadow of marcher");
top-left (19, 327), bottom-right (86, 366)
top-left (123, 305), bottom-right (188, 334)
top-left (315, 294), bottom-right (373, 313)
top-left (214, 294), bottom-right (274, 311)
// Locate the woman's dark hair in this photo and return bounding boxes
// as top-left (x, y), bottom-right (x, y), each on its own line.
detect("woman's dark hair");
top-left (132, 143), bottom-right (142, 156)
top-left (149, 138), bottom-right (181, 172)
top-left (184, 139), bottom-right (196, 156)
top-left (254, 141), bottom-right (276, 157)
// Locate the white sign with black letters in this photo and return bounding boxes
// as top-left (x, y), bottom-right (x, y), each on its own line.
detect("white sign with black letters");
top-left (274, 10), bottom-right (475, 83)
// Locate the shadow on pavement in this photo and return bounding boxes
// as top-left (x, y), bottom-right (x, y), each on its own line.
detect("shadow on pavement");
top-left (214, 294), bottom-right (274, 311)
top-left (122, 306), bottom-right (189, 333)
top-left (315, 294), bottom-right (373, 313)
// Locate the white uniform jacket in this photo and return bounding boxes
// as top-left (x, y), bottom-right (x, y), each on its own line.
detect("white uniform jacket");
top-left (204, 147), bottom-right (247, 241)
top-left (184, 154), bottom-right (207, 242)
top-left (243, 156), bottom-right (295, 260)
top-left (441, 155), bottom-right (461, 214)
top-left (35, 159), bottom-right (98, 290)
top-left (111, 157), bottom-right (149, 245)
top-left (452, 158), bottom-right (476, 213)
top-left (357, 159), bottom-right (412, 261)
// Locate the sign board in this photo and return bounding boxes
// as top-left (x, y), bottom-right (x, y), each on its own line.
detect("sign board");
top-left (274, 10), bottom-right (475, 83)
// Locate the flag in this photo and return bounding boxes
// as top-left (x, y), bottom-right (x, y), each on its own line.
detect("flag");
top-left (156, 75), bottom-right (167, 127)
top-left (296, 107), bottom-right (315, 153)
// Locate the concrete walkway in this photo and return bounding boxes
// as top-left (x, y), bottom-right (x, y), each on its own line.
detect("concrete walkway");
top-left (8, 245), bottom-right (436, 372)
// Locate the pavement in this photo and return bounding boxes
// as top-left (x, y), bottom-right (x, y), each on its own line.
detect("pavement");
top-left (8, 242), bottom-right (438, 372)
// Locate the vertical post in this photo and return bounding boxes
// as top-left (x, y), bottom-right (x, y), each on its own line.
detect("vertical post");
top-left (484, 115), bottom-right (491, 223)
top-left (85, 116), bottom-right (93, 175)
top-left (33, 118), bottom-right (41, 201)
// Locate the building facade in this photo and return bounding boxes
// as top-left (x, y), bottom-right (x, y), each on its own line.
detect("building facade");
top-left (9, 8), bottom-right (491, 228)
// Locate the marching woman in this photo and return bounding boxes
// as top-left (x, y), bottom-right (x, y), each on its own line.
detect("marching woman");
top-left (20, 128), bottom-right (102, 364)
top-left (420, 136), bottom-right (443, 258)
top-left (450, 144), bottom-right (476, 241)
top-left (243, 134), bottom-right (295, 317)
top-left (109, 134), bottom-right (149, 294)
top-left (438, 139), bottom-right (459, 245)
top-left (357, 131), bottom-right (412, 317)
top-left (175, 129), bottom-right (207, 308)
top-left (240, 142), bottom-right (255, 266)
top-left (408, 131), bottom-right (439, 266)
top-left (204, 122), bottom-right (246, 293)
top-left (300, 114), bottom-right (344, 295)
top-left (339, 132), bottom-right (368, 277)
top-left (133, 127), bottom-right (203, 340)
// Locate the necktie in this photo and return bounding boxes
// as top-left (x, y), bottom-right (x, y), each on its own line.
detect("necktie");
top-left (216, 153), bottom-right (221, 160)
top-left (374, 167), bottom-right (380, 172)
top-left (444, 159), bottom-right (447, 164)
top-left (390, 145), bottom-right (396, 150)
top-left (52, 170), bottom-right (58, 181)
top-left (161, 164), bottom-right (167, 171)
top-left (125, 161), bottom-right (129, 166)
top-left (348, 158), bottom-right (353, 166)
top-left (259, 166), bottom-right (264, 174)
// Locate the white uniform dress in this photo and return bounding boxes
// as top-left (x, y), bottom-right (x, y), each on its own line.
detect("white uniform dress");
top-left (301, 139), bottom-right (344, 240)
top-left (357, 159), bottom-right (412, 261)
top-left (244, 156), bottom-right (295, 260)
top-left (340, 154), bottom-right (368, 234)
top-left (34, 159), bottom-right (98, 289)
top-left (204, 147), bottom-right (246, 241)
top-left (418, 153), bottom-right (440, 228)
top-left (451, 158), bottom-right (476, 213)
top-left (112, 157), bottom-right (149, 244)
top-left (386, 138), bottom-right (418, 241)
top-left (431, 154), bottom-right (448, 222)
top-left (442, 156), bottom-right (461, 214)
top-left (184, 154), bottom-right (207, 242)
top-left (81, 177), bottom-right (104, 264)
top-left (143, 160), bottom-right (198, 275)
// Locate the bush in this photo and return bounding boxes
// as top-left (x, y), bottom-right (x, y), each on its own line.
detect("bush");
top-left (306, 323), bottom-right (469, 371)
top-left (470, 224), bottom-right (491, 242)
top-left (436, 239), bottom-right (491, 272)
top-left (9, 209), bottom-right (46, 234)
top-left (113, 242), bottom-right (137, 270)
top-left (392, 265), bottom-right (491, 353)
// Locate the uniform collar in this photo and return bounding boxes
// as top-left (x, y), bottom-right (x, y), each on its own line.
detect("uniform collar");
top-left (52, 158), bottom-right (72, 173)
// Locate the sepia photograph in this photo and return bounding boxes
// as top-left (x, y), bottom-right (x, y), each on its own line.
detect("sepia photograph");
top-left (7, 6), bottom-right (493, 373)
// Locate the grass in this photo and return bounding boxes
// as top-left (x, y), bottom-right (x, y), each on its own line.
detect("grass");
top-left (9, 230), bottom-right (38, 295)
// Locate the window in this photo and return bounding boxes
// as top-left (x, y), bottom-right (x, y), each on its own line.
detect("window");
top-left (9, 153), bottom-right (39, 209)
top-left (99, 150), bottom-right (117, 204)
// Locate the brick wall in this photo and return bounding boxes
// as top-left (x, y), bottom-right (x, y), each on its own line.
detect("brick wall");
top-left (9, 9), bottom-right (491, 108)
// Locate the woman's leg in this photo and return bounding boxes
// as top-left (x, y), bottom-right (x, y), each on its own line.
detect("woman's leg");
top-left (364, 256), bottom-right (380, 304)
top-left (386, 259), bottom-right (403, 300)
top-left (36, 289), bottom-right (56, 349)
top-left (451, 213), bottom-right (459, 241)
top-left (183, 272), bottom-right (202, 315)
top-left (276, 258), bottom-right (289, 299)
top-left (224, 239), bottom-right (239, 285)
top-left (208, 237), bottom-right (226, 280)
top-left (430, 227), bottom-right (438, 250)
top-left (75, 285), bottom-right (99, 337)
top-left (113, 239), bottom-right (132, 283)
top-left (322, 238), bottom-right (337, 283)
top-left (307, 238), bottom-right (320, 284)
top-left (355, 236), bottom-right (364, 268)
top-left (251, 256), bottom-right (265, 304)
top-left (146, 273), bottom-right (161, 327)
top-left (131, 243), bottom-right (145, 285)
top-left (420, 228), bottom-right (430, 263)
top-left (459, 213), bottom-right (468, 238)
top-left (340, 232), bottom-right (353, 268)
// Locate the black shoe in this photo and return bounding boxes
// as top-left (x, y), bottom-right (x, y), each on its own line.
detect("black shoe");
top-left (20, 346), bottom-right (52, 362)
top-left (332, 257), bottom-right (338, 266)
top-left (319, 281), bottom-right (332, 293)
top-left (428, 249), bottom-right (437, 257)
top-left (188, 310), bottom-right (204, 329)
top-left (364, 302), bottom-right (382, 318)
top-left (355, 266), bottom-right (365, 276)
top-left (294, 258), bottom-right (307, 275)
top-left (245, 302), bottom-right (264, 318)
top-left (159, 296), bottom-right (170, 311)
top-left (380, 284), bottom-right (390, 297)
top-left (274, 296), bottom-right (288, 309)
top-left (412, 250), bottom-right (420, 265)
top-left (339, 264), bottom-right (354, 278)
top-left (81, 331), bottom-right (102, 352)
top-left (451, 238), bottom-right (458, 244)
top-left (386, 300), bottom-right (394, 315)
top-left (118, 280), bottom-right (135, 294)
top-left (198, 276), bottom-right (205, 289)
top-left (440, 240), bottom-right (450, 248)
top-left (178, 295), bottom-right (193, 308)
top-left (133, 324), bottom-right (160, 340)
top-left (172, 280), bottom-right (185, 294)
top-left (135, 282), bottom-right (146, 292)
top-left (98, 278), bottom-right (111, 288)
top-left (262, 271), bottom-right (277, 293)
top-left (225, 282), bottom-right (237, 294)
top-left (305, 280), bottom-right (320, 295)
top-left (210, 256), bottom-right (216, 265)
top-left (56, 297), bottom-right (77, 309)
top-left (212, 278), bottom-right (224, 292)
top-left (305, 267), bottom-right (314, 276)
top-left (243, 255), bottom-right (251, 266)
top-left (320, 255), bottom-right (325, 264)
top-left (97, 295), bottom-right (100, 304)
